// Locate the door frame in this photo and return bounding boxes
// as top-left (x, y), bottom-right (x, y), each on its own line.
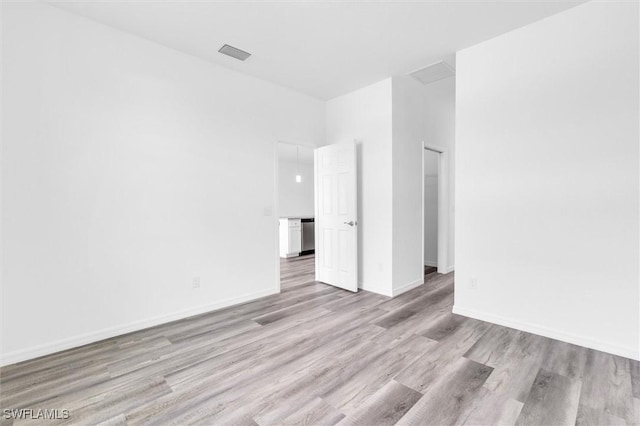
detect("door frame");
top-left (422, 142), bottom-right (449, 274)
top-left (273, 140), bottom-right (317, 293)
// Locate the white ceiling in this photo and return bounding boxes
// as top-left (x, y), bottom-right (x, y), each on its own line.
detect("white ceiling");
top-left (48, 0), bottom-right (585, 100)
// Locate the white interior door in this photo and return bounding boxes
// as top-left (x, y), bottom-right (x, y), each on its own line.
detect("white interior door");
top-left (315, 142), bottom-right (358, 292)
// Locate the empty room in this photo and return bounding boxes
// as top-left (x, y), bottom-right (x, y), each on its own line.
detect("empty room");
top-left (1, 1), bottom-right (639, 425)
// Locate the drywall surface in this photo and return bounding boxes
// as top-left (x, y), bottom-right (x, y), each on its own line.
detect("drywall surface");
top-left (455, 1), bottom-right (639, 359)
top-left (1, 2), bottom-right (324, 364)
top-left (423, 77), bottom-right (456, 271)
top-left (424, 151), bottom-right (438, 266)
top-left (391, 76), bottom-right (425, 294)
top-left (325, 79), bottom-right (393, 296)
top-left (278, 151), bottom-right (315, 218)
top-left (324, 75), bottom-right (455, 297)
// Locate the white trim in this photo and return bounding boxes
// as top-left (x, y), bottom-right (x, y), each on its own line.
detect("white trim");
top-left (314, 147), bottom-right (319, 282)
top-left (273, 141), bottom-right (281, 292)
top-left (445, 265), bottom-right (455, 273)
top-left (277, 140), bottom-right (316, 149)
top-left (452, 305), bottom-right (640, 361)
top-left (1, 288), bottom-right (279, 367)
top-left (421, 142), bottom-right (449, 275)
top-left (358, 281), bottom-right (393, 297)
top-left (392, 278), bottom-right (424, 297)
top-left (424, 260), bottom-right (437, 267)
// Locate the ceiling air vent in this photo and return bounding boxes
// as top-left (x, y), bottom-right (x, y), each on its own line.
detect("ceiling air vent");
top-left (218, 44), bottom-right (252, 61)
top-left (410, 60), bottom-right (455, 85)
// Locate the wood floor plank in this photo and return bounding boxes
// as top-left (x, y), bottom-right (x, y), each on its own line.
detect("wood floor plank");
top-left (248, 325), bottom-right (389, 426)
top-left (457, 387), bottom-right (523, 426)
top-left (252, 292), bottom-right (344, 325)
top-left (515, 369), bottom-right (582, 426)
top-left (380, 293), bottom-right (455, 340)
top-left (395, 319), bottom-right (490, 394)
top-left (279, 397), bottom-right (345, 426)
top-left (576, 406), bottom-right (627, 425)
top-left (96, 413), bottom-right (127, 426)
top-left (395, 358), bottom-right (493, 425)
top-left (1, 255), bottom-right (638, 426)
top-left (374, 285), bottom-right (452, 330)
top-left (420, 312), bottom-right (467, 342)
top-left (482, 331), bottom-right (550, 402)
top-left (463, 324), bottom-right (520, 368)
top-left (631, 359), bottom-right (640, 399)
top-left (322, 291), bottom-right (387, 313)
top-left (187, 331), bottom-right (386, 425)
top-left (138, 313), bottom-right (388, 425)
top-left (336, 380), bottom-right (422, 426)
top-left (576, 350), bottom-right (636, 424)
top-left (1, 369), bottom-right (113, 410)
top-left (67, 377), bottom-right (173, 426)
top-left (322, 333), bottom-right (436, 415)
top-left (375, 273), bottom-right (452, 313)
top-left (540, 340), bottom-right (588, 381)
top-left (280, 254), bottom-right (316, 289)
top-left (0, 339), bottom-right (118, 384)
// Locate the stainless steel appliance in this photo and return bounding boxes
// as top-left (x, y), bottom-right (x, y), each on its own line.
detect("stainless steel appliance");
top-left (301, 218), bottom-right (315, 255)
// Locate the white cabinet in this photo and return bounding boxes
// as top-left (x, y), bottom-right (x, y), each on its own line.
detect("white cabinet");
top-left (279, 218), bottom-right (302, 258)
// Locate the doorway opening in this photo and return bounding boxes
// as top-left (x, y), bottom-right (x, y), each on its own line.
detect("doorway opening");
top-left (275, 142), bottom-right (316, 291)
top-left (422, 143), bottom-right (448, 277)
top-left (424, 148), bottom-right (438, 278)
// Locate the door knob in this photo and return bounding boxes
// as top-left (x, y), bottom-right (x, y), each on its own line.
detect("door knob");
top-left (344, 221), bottom-right (356, 226)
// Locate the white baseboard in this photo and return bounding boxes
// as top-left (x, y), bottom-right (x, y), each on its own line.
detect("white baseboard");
top-left (444, 265), bottom-right (455, 273)
top-left (359, 281), bottom-right (393, 297)
top-left (424, 260), bottom-right (437, 267)
top-left (452, 305), bottom-right (640, 361)
top-left (392, 278), bottom-right (424, 297)
top-left (0, 287), bottom-right (279, 367)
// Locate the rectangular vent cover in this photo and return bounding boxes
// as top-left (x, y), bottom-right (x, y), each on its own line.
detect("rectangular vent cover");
top-left (218, 44), bottom-right (252, 61)
top-left (410, 60), bottom-right (455, 85)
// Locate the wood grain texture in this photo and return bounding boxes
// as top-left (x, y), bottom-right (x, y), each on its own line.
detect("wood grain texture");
top-left (540, 340), bottom-right (587, 381)
top-left (631, 359), bottom-right (640, 399)
top-left (482, 331), bottom-right (550, 402)
top-left (1, 256), bottom-right (638, 426)
top-left (281, 397), bottom-right (345, 426)
top-left (515, 369), bottom-right (581, 426)
top-left (396, 358), bottom-right (493, 425)
top-left (280, 254), bottom-right (316, 289)
top-left (576, 350), bottom-right (636, 425)
top-left (457, 387), bottom-right (524, 426)
top-left (336, 380), bottom-right (422, 426)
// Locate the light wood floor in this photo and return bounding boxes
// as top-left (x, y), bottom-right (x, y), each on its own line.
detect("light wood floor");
top-left (279, 254), bottom-right (316, 289)
top-left (1, 257), bottom-right (639, 425)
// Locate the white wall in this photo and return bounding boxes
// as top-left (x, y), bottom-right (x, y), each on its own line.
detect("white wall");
top-left (1, 2), bottom-right (324, 365)
top-left (325, 79), bottom-right (393, 296)
top-left (391, 76), bottom-right (425, 295)
top-left (278, 150), bottom-right (315, 218)
top-left (424, 151), bottom-right (438, 266)
top-left (325, 75), bottom-right (455, 297)
top-left (455, 1), bottom-right (639, 359)
top-left (423, 77), bottom-right (456, 271)
top-left (390, 75), bottom-right (456, 294)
